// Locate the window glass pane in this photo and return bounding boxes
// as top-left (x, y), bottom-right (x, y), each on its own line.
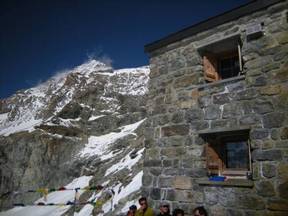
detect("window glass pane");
top-left (219, 56), bottom-right (239, 79)
top-left (225, 141), bottom-right (248, 169)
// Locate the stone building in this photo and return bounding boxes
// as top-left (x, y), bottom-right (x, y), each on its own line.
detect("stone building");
top-left (143, 0), bottom-right (288, 215)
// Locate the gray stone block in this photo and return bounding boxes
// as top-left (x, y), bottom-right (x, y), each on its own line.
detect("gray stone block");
top-left (255, 181), bottom-right (275, 197)
top-left (267, 198), bottom-right (288, 211)
top-left (163, 160), bottom-right (173, 167)
top-left (161, 124), bottom-right (190, 137)
top-left (158, 177), bottom-right (173, 188)
top-left (185, 109), bottom-right (204, 121)
top-left (157, 136), bottom-right (186, 147)
top-left (204, 105), bottom-right (221, 120)
top-left (252, 149), bottom-right (282, 161)
top-left (198, 96), bottom-right (211, 108)
top-left (182, 168), bottom-right (207, 178)
top-left (149, 168), bottom-right (162, 176)
top-left (152, 114), bottom-right (170, 126)
top-left (278, 181), bottom-right (288, 199)
top-left (237, 195), bottom-right (265, 210)
top-left (150, 188), bottom-right (161, 200)
top-left (226, 209), bottom-right (244, 216)
top-left (239, 115), bottom-right (261, 125)
top-left (262, 163), bottom-right (276, 178)
top-left (250, 128), bottom-right (269, 140)
top-left (263, 112), bottom-right (285, 128)
top-left (213, 93), bottom-right (230, 105)
top-left (210, 119), bottom-right (237, 129)
top-left (235, 89), bottom-right (258, 101)
top-left (143, 174), bottom-right (153, 187)
top-left (171, 111), bottom-right (185, 124)
top-left (160, 147), bottom-right (186, 158)
top-left (253, 100), bottom-right (274, 114)
top-left (163, 168), bottom-right (182, 176)
top-left (222, 103), bottom-right (241, 119)
top-left (280, 127), bottom-right (288, 140)
top-left (144, 159), bottom-right (162, 167)
top-left (190, 121), bottom-right (209, 131)
top-left (167, 189), bottom-right (193, 202)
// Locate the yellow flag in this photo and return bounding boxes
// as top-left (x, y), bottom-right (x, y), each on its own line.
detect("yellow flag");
top-left (43, 188), bottom-right (48, 202)
top-left (95, 200), bottom-right (103, 207)
top-left (75, 191), bottom-right (80, 201)
top-left (36, 188), bottom-right (49, 202)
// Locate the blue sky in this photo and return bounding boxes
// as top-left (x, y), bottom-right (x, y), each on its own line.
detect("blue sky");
top-left (0, 0), bottom-right (249, 99)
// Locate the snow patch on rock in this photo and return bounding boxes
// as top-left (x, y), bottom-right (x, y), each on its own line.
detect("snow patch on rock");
top-left (105, 148), bottom-right (144, 176)
top-left (78, 119), bottom-right (145, 158)
top-left (102, 171), bottom-right (143, 214)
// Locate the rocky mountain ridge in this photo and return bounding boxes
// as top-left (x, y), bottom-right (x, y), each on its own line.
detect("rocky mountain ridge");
top-left (0, 59), bottom-right (150, 216)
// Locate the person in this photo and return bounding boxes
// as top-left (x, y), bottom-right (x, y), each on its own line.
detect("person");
top-left (127, 210), bottom-right (135, 216)
top-left (157, 202), bottom-right (171, 216)
top-left (192, 206), bottom-right (207, 216)
top-left (135, 197), bottom-right (155, 216)
top-left (172, 208), bottom-right (184, 216)
top-left (127, 205), bottom-right (137, 216)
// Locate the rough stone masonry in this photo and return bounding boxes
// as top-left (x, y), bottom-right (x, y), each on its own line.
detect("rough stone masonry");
top-left (143, 0), bottom-right (288, 215)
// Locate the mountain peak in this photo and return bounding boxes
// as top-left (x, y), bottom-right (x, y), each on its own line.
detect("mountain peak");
top-left (73, 59), bottom-right (112, 75)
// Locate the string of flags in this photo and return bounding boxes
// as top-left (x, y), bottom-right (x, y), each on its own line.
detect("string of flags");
top-left (1, 184), bottom-right (115, 209)
top-left (11, 185), bottom-right (105, 194)
top-left (13, 200), bottom-right (106, 207)
top-left (1, 185), bottom-right (106, 205)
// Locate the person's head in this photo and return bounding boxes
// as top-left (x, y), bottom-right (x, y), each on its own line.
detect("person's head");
top-left (193, 206), bottom-right (207, 216)
top-left (159, 202), bottom-right (170, 214)
top-left (138, 197), bottom-right (148, 210)
top-left (173, 208), bottom-right (184, 216)
top-left (129, 205), bottom-right (137, 213)
top-left (129, 205), bottom-right (137, 210)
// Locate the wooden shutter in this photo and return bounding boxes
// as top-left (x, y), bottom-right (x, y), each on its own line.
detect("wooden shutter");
top-left (205, 143), bottom-right (222, 175)
top-left (203, 54), bottom-right (219, 82)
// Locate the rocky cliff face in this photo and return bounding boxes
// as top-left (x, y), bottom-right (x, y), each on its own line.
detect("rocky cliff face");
top-left (0, 59), bottom-right (149, 216)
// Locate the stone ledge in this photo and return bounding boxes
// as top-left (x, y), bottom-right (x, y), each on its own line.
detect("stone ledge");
top-left (198, 126), bottom-right (250, 135)
top-left (196, 179), bottom-right (254, 187)
top-left (194, 75), bottom-right (245, 91)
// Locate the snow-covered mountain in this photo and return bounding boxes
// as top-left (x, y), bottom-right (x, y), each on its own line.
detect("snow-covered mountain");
top-left (0, 59), bottom-right (150, 216)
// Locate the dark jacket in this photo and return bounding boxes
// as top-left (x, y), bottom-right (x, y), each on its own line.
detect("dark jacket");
top-left (157, 213), bottom-right (172, 216)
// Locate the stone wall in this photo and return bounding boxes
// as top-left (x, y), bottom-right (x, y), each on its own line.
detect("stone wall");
top-left (143, 1), bottom-right (288, 215)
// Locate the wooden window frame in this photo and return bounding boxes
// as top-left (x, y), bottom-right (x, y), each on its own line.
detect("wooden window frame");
top-left (205, 131), bottom-right (251, 178)
top-left (203, 43), bottom-right (243, 83)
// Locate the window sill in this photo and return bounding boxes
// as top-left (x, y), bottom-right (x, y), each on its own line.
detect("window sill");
top-left (193, 75), bottom-right (245, 91)
top-left (196, 179), bottom-right (254, 188)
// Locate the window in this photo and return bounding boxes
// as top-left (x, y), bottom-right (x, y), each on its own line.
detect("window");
top-left (199, 35), bottom-right (243, 82)
top-left (218, 54), bottom-right (240, 79)
top-left (201, 129), bottom-right (251, 178)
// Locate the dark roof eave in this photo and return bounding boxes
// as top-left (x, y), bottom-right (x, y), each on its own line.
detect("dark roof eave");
top-left (144, 0), bottom-right (284, 54)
